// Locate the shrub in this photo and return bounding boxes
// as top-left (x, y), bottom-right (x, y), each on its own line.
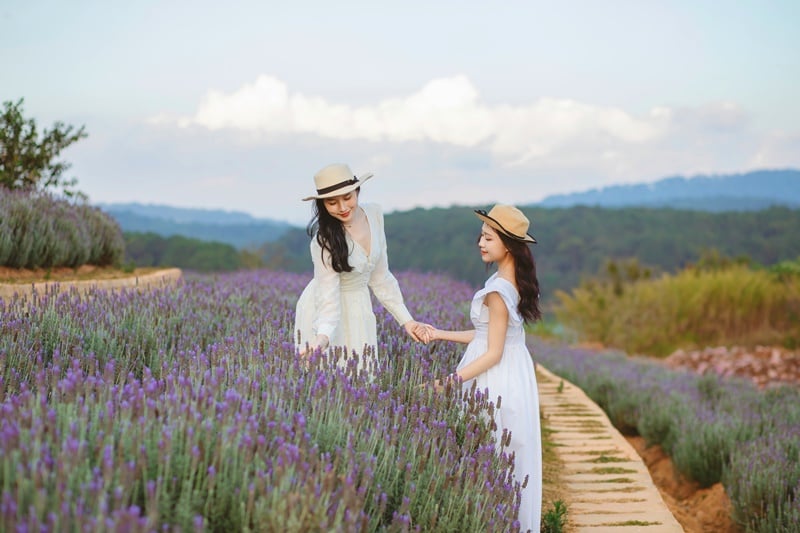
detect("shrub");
top-left (555, 265), bottom-right (800, 356)
top-left (0, 188), bottom-right (123, 269)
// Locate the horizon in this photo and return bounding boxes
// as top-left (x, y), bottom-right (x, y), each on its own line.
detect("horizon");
top-left (100, 167), bottom-right (800, 226)
top-left (3, 1), bottom-right (799, 226)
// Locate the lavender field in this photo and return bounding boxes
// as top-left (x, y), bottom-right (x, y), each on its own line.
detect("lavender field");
top-left (2, 268), bottom-right (798, 532)
top-left (1, 270), bottom-right (528, 532)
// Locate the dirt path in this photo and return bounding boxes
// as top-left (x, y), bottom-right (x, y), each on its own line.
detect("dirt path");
top-left (0, 266), bottom-right (182, 302)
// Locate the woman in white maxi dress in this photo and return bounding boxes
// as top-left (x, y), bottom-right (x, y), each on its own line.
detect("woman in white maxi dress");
top-left (294, 164), bottom-right (423, 367)
top-left (420, 205), bottom-right (542, 532)
top-left (458, 273), bottom-right (542, 531)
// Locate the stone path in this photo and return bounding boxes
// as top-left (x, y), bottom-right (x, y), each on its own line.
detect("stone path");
top-left (538, 365), bottom-right (684, 532)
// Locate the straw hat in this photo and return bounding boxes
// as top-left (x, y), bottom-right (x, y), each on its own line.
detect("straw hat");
top-left (302, 163), bottom-right (374, 201)
top-left (474, 204), bottom-right (537, 243)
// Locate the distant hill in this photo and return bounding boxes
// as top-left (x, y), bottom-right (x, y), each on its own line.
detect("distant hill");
top-left (101, 202), bottom-right (264, 225)
top-left (536, 169), bottom-right (800, 210)
top-left (102, 168), bottom-right (800, 259)
top-left (101, 203), bottom-right (292, 249)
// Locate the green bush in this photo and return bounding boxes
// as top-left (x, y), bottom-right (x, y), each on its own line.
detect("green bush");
top-left (0, 189), bottom-right (124, 269)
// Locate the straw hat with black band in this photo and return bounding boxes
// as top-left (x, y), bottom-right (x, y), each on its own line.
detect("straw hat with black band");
top-left (302, 163), bottom-right (374, 201)
top-left (474, 204), bottom-right (537, 244)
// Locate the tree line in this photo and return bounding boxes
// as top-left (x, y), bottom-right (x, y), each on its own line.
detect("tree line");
top-left (120, 204), bottom-right (800, 305)
top-left (256, 205), bottom-right (800, 302)
top-left (123, 232), bottom-right (261, 273)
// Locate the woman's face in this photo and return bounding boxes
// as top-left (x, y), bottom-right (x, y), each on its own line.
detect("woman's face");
top-left (323, 190), bottom-right (359, 224)
top-left (478, 224), bottom-right (507, 263)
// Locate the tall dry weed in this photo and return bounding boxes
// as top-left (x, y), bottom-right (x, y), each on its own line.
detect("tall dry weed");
top-left (556, 265), bottom-right (800, 356)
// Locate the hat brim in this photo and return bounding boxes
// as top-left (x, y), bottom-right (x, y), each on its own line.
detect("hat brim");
top-left (302, 173), bottom-right (374, 201)
top-left (474, 209), bottom-right (537, 244)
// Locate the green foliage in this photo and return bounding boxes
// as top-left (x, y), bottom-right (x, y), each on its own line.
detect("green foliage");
top-left (261, 205), bottom-right (800, 304)
top-left (0, 98), bottom-right (87, 198)
top-left (124, 232), bottom-right (263, 272)
top-left (555, 261), bottom-right (800, 356)
top-left (525, 317), bottom-right (566, 341)
top-left (389, 205), bottom-right (800, 299)
top-left (540, 500), bottom-right (567, 533)
top-left (769, 256), bottom-right (800, 280)
top-left (0, 189), bottom-right (124, 268)
top-left (692, 248), bottom-right (753, 272)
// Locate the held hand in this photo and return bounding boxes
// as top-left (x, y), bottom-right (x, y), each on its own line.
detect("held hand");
top-left (405, 320), bottom-right (427, 342)
top-left (414, 322), bottom-right (437, 344)
top-left (418, 377), bottom-right (445, 393)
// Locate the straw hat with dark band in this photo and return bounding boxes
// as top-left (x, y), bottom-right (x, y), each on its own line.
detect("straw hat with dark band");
top-left (474, 204), bottom-right (537, 244)
top-left (302, 163), bottom-right (374, 201)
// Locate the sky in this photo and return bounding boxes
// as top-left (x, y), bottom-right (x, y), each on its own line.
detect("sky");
top-left (2, 1), bottom-right (799, 225)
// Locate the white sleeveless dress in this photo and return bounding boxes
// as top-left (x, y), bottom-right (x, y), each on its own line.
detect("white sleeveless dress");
top-left (457, 274), bottom-right (542, 532)
top-left (294, 203), bottom-right (412, 367)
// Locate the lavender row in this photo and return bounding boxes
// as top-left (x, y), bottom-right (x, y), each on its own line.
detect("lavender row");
top-left (1, 270), bottom-right (525, 531)
top-left (531, 339), bottom-right (800, 532)
top-left (0, 189), bottom-right (124, 269)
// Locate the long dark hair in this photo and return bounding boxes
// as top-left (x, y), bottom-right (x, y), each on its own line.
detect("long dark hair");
top-left (306, 190), bottom-right (360, 273)
top-left (496, 231), bottom-right (542, 323)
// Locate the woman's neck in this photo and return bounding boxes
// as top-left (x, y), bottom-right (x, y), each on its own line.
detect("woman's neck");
top-left (496, 256), bottom-right (516, 285)
top-left (342, 206), bottom-right (363, 228)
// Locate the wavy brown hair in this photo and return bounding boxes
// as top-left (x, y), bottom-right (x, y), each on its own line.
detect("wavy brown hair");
top-left (495, 231), bottom-right (542, 323)
top-left (306, 190), bottom-right (360, 273)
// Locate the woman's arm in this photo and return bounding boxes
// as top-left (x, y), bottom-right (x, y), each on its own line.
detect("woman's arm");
top-left (451, 292), bottom-right (508, 382)
top-left (429, 328), bottom-right (475, 345)
top-left (368, 205), bottom-right (412, 323)
top-left (366, 204), bottom-right (418, 336)
top-left (299, 238), bottom-right (340, 355)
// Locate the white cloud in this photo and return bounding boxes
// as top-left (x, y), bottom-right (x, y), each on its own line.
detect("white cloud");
top-left (164, 74), bottom-right (669, 165)
top-left (749, 131), bottom-right (800, 169)
top-left (125, 74), bottom-right (798, 223)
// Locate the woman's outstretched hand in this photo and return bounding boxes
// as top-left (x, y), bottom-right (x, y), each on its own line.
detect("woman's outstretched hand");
top-left (408, 322), bottom-right (436, 344)
top-left (403, 321), bottom-right (418, 342)
top-left (405, 320), bottom-right (433, 343)
top-left (430, 373), bottom-right (460, 393)
top-left (298, 334), bottom-right (330, 359)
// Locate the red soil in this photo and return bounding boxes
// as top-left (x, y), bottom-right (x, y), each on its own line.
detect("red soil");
top-left (626, 436), bottom-right (740, 533)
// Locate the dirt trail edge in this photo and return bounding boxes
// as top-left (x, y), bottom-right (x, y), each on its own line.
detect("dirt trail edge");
top-left (0, 268), bottom-right (183, 302)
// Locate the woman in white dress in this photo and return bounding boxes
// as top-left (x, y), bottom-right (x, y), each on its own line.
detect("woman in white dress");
top-left (420, 204), bottom-right (542, 532)
top-left (294, 163), bottom-right (424, 370)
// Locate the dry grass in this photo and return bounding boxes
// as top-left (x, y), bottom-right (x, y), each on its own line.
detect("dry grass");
top-left (555, 266), bottom-right (800, 356)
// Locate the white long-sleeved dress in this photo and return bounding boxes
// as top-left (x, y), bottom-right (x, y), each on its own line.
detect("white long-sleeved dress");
top-left (457, 274), bottom-right (542, 532)
top-left (294, 203), bottom-right (412, 367)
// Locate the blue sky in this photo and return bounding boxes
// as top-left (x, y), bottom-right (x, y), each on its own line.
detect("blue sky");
top-left (2, 1), bottom-right (798, 224)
